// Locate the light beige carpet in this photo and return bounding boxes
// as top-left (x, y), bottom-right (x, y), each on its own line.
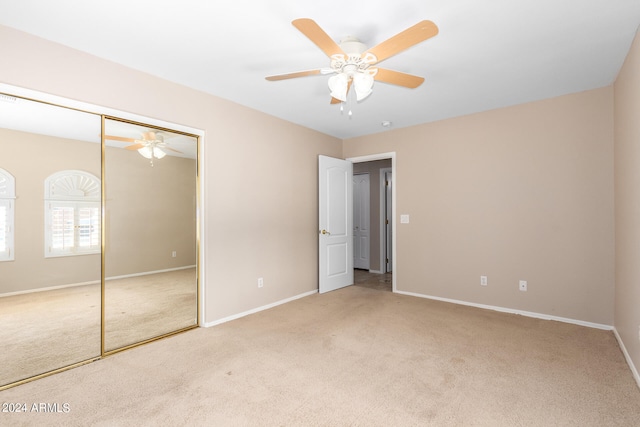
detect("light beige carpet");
top-left (0, 284), bottom-right (102, 386)
top-left (104, 268), bottom-right (197, 351)
top-left (1, 285), bottom-right (639, 426)
top-left (0, 268), bottom-right (197, 386)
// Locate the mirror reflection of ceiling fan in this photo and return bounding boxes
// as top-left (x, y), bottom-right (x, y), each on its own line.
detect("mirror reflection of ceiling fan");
top-left (104, 131), bottom-right (182, 166)
top-left (266, 18), bottom-right (439, 109)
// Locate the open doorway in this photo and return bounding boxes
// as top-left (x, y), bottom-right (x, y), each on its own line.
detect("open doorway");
top-left (354, 269), bottom-right (392, 291)
top-left (349, 154), bottom-right (395, 292)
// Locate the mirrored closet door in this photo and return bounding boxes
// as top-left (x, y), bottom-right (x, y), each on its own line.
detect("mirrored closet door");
top-left (0, 95), bottom-right (199, 390)
top-left (103, 118), bottom-right (198, 353)
top-left (0, 96), bottom-right (102, 387)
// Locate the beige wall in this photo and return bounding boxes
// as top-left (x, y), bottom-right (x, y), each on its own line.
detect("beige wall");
top-left (614, 29), bottom-right (640, 378)
top-left (0, 25), bottom-right (342, 322)
top-left (344, 87), bottom-right (615, 325)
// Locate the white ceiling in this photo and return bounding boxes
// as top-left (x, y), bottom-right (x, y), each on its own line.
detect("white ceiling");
top-left (1, 0), bottom-right (639, 139)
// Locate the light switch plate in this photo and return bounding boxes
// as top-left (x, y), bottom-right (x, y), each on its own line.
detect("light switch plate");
top-left (400, 214), bottom-right (410, 224)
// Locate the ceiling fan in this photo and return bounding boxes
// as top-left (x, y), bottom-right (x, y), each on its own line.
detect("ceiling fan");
top-left (104, 131), bottom-right (182, 165)
top-left (266, 18), bottom-right (439, 105)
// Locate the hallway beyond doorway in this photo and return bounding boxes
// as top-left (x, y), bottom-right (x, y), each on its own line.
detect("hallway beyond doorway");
top-left (354, 269), bottom-right (392, 292)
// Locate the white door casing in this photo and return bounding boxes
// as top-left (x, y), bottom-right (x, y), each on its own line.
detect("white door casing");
top-left (318, 155), bottom-right (353, 293)
top-left (353, 173), bottom-right (370, 270)
top-left (384, 170), bottom-right (393, 273)
top-left (348, 152), bottom-right (396, 292)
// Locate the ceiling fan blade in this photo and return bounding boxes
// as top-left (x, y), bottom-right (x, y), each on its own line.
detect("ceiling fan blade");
top-left (266, 69), bottom-right (323, 81)
top-left (142, 131), bottom-right (157, 141)
top-left (104, 134), bottom-right (137, 143)
top-left (374, 68), bottom-right (425, 88)
top-left (124, 143), bottom-right (146, 150)
top-left (292, 18), bottom-right (345, 58)
top-left (366, 20), bottom-right (438, 64)
top-left (163, 146), bottom-right (183, 153)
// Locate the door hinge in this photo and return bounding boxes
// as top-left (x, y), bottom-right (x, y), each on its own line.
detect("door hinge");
top-left (386, 219), bottom-right (389, 225)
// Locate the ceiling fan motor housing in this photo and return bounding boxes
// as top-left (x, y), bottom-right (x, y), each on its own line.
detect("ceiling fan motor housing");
top-left (330, 37), bottom-right (378, 78)
top-left (339, 36), bottom-right (367, 55)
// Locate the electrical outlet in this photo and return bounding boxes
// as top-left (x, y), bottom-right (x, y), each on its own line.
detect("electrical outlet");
top-left (519, 280), bottom-right (527, 292)
top-left (171, 251), bottom-right (177, 258)
top-left (480, 276), bottom-right (488, 286)
top-left (258, 277), bottom-right (264, 288)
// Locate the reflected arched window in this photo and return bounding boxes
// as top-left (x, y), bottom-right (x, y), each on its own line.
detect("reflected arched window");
top-left (0, 167), bottom-right (16, 261)
top-left (44, 170), bottom-right (100, 257)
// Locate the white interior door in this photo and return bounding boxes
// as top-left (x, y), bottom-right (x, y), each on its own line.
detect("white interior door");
top-left (319, 155), bottom-right (353, 293)
top-left (353, 173), bottom-right (370, 270)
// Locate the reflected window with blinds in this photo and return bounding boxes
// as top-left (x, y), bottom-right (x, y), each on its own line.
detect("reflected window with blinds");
top-left (0, 167), bottom-right (15, 261)
top-left (44, 170), bottom-right (100, 257)
top-left (48, 202), bottom-right (100, 254)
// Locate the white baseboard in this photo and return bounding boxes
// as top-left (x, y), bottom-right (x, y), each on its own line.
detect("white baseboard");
top-left (203, 290), bottom-right (318, 328)
top-left (368, 269), bottom-right (384, 274)
top-left (613, 328), bottom-right (640, 390)
top-left (0, 265), bottom-right (197, 298)
top-left (105, 265), bottom-right (196, 281)
top-left (0, 280), bottom-right (100, 297)
top-left (395, 290), bottom-right (613, 330)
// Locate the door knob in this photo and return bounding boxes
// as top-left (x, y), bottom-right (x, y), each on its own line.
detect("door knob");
top-left (320, 229), bottom-right (331, 235)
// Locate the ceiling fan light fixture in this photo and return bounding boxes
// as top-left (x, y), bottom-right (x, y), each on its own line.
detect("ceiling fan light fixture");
top-left (138, 146), bottom-right (153, 159)
top-left (153, 147), bottom-right (167, 159)
top-left (353, 72), bottom-right (374, 101)
top-left (137, 146), bottom-right (166, 160)
top-left (328, 73), bottom-right (349, 102)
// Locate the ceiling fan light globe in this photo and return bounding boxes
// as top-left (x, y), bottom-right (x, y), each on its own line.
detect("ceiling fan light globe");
top-left (328, 73), bottom-right (349, 102)
top-left (138, 146), bottom-right (153, 159)
top-left (353, 73), bottom-right (374, 101)
top-left (153, 148), bottom-right (167, 159)
top-left (355, 88), bottom-right (373, 101)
